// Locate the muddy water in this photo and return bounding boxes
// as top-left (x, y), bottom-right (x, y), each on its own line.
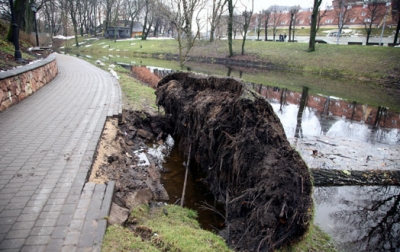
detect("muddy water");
top-left (160, 142), bottom-right (225, 232)
top-left (314, 186), bottom-right (400, 251)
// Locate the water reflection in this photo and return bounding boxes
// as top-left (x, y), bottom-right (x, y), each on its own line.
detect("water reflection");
top-left (314, 186), bottom-right (400, 252)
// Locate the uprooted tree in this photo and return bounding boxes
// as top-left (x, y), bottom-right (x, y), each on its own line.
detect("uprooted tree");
top-left (156, 72), bottom-right (313, 251)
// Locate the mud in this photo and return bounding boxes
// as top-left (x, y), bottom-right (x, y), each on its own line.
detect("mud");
top-left (156, 72), bottom-right (313, 251)
top-left (89, 111), bottom-right (172, 209)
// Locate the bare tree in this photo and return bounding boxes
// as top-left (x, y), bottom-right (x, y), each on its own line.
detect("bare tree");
top-left (209, 0), bottom-right (227, 42)
top-left (270, 6), bottom-right (281, 41)
top-left (104, 0), bottom-right (114, 30)
top-left (168, 0), bottom-right (205, 68)
top-left (363, 0), bottom-right (387, 44)
top-left (124, 0), bottom-right (144, 37)
top-left (334, 0), bottom-right (354, 44)
top-left (288, 5), bottom-right (299, 42)
top-left (308, 0), bottom-right (323, 52)
top-left (316, 7), bottom-right (327, 33)
top-left (227, 0), bottom-right (233, 56)
top-left (141, 0), bottom-right (154, 40)
top-left (241, 8), bottom-right (252, 55)
top-left (43, 0), bottom-right (61, 37)
top-left (67, 0), bottom-right (79, 46)
top-left (255, 13), bottom-right (262, 40)
top-left (263, 9), bottom-right (271, 41)
top-left (392, 0), bottom-right (400, 45)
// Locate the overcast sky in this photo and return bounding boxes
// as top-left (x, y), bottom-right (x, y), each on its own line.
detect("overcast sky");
top-left (246, 0), bottom-right (331, 12)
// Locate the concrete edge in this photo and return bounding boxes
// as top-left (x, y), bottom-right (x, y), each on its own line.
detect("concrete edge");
top-left (0, 53), bottom-right (57, 80)
top-left (100, 180), bottom-right (116, 219)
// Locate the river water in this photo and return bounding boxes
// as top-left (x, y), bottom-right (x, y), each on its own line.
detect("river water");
top-left (85, 53), bottom-right (400, 250)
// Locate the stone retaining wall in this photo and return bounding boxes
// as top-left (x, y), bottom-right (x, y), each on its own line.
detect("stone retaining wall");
top-left (0, 53), bottom-right (58, 112)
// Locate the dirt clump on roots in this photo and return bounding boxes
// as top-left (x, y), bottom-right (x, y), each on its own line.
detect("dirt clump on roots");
top-left (156, 72), bottom-right (313, 251)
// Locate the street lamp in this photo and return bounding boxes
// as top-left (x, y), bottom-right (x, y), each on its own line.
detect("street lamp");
top-left (30, 2), bottom-right (39, 47)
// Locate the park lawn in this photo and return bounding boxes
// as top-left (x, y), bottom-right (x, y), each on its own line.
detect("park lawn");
top-left (77, 37), bottom-right (400, 80)
top-left (73, 37), bottom-right (400, 111)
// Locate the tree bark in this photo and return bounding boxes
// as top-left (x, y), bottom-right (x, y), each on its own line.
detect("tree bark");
top-left (228, 0), bottom-right (233, 57)
top-left (308, 0), bottom-right (322, 52)
top-left (311, 169), bottom-right (400, 186)
top-left (393, 12), bottom-right (400, 46)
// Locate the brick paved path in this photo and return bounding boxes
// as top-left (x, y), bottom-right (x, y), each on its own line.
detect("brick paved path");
top-left (0, 53), bottom-right (121, 251)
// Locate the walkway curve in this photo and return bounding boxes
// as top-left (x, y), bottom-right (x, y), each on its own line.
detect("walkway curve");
top-left (0, 53), bottom-right (121, 251)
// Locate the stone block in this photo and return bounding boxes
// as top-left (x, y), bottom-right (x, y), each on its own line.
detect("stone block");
top-left (108, 203), bottom-right (129, 225)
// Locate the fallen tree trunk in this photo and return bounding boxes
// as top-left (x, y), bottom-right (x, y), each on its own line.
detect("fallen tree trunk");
top-left (311, 169), bottom-right (400, 186)
top-left (156, 72), bottom-right (313, 251)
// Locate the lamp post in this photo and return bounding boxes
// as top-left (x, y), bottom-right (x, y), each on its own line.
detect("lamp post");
top-left (8, 0), bottom-right (22, 61)
top-left (30, 2), bottom-right (39, 47)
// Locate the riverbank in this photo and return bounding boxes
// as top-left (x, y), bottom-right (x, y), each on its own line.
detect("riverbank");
top-left (85, 60), bottom-right (338, 251)
top-left (70, 37), bottom-right (400, 112)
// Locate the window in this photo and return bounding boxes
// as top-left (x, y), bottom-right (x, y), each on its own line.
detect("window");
top-left (350, 18), bottom-right (356, 23)
top-left (325, 19), bottom-right (333, 24)
top-left (363, 4), bottom-right (368, 8)
top-left (347, 5), bottom-right (352, 10)
top-left (364, 18), bottom-right (371, 23)
top-left (361, 12), bottom-right (366, 16)
top-left (299, 20), bottom-right (304, 24)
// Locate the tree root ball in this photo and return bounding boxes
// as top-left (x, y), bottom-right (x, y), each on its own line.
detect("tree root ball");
top-left (156, 72), bottom-right (313, 251)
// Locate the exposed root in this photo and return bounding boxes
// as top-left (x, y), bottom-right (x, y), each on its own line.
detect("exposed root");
top-left (156, 72), bottom-right (313, 251)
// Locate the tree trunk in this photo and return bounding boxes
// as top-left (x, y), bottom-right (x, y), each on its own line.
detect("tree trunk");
top-left (311, 169), bottom-right (400, 186)
top-left (308, 0), bottom-right (322, 52)
top-left (228, 0), bottom-right (233, 57)
top-left (366, 31), bottom-right (371, 44)
top-left (141, 0), bottom-right (149, 40)
top-left (264, 26), bottom-right (268, 41)
top-left (393, 13), bottom-right (400, 46)
top-left (210, 25), bottom-right (215, 42)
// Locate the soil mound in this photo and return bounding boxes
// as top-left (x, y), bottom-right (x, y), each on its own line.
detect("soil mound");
top-left (156, 72), bottom-right (313, 251)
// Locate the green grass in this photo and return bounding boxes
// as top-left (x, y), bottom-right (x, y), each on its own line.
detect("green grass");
top-left (102, 204), bottom-right (232, 252)
top-left (102, 205), bottom-right (338, 252)
top-left (279, 224), bottom-right (337, 252)
top-left (76, 37), bottom-right (400, 81)
top-left (77, 56), bottom-right (158, 111)
top-left (71, 37), bottom-right (400, 111)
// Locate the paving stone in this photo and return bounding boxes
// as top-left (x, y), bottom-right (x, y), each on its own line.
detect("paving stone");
top-left (17, 213), bottom-right (40, 222)
top-left (21, 244), bottom-right (47, 252)
top-left (93, 219), bottom-right (107, 249)
top-left (68, 219), bottom-right (84, 233)
top-left (0, 217), bottom-right (18, 226)
top-left (51, 226), bottom-right (68, 239)
top-left (45, 238), bottom-right (64, 252)
top-left (57, 214), bottom-right (73, 226)
top-left (22, 206), bottom-right (44, 214)
top-left (6, 229), bottom-right (31, 239)
top-left (0, 238), bottom-right (26, 249)
top-left (0, 224), bottom-right (12, 234)
top-left (78, 232), bottom-right (95, 248)
top-left (25, 235), bottom-right (50, 245)
top-left (30, 227), bottom-right (54, 236)
top-left (61, 245), bottom-right (77, 252)
top-left (76, 198), bottom-right (91, 209)
top-left (0, 209), bottom-right (22, 217)
top-left (35, 218), bottom-right (58, 227)
top-left (63, 231), bottom-right (80, 245)
top-left (0, 54), bottom-right (121, 250)
top-left (11, 221), bottom-right (35, 230)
